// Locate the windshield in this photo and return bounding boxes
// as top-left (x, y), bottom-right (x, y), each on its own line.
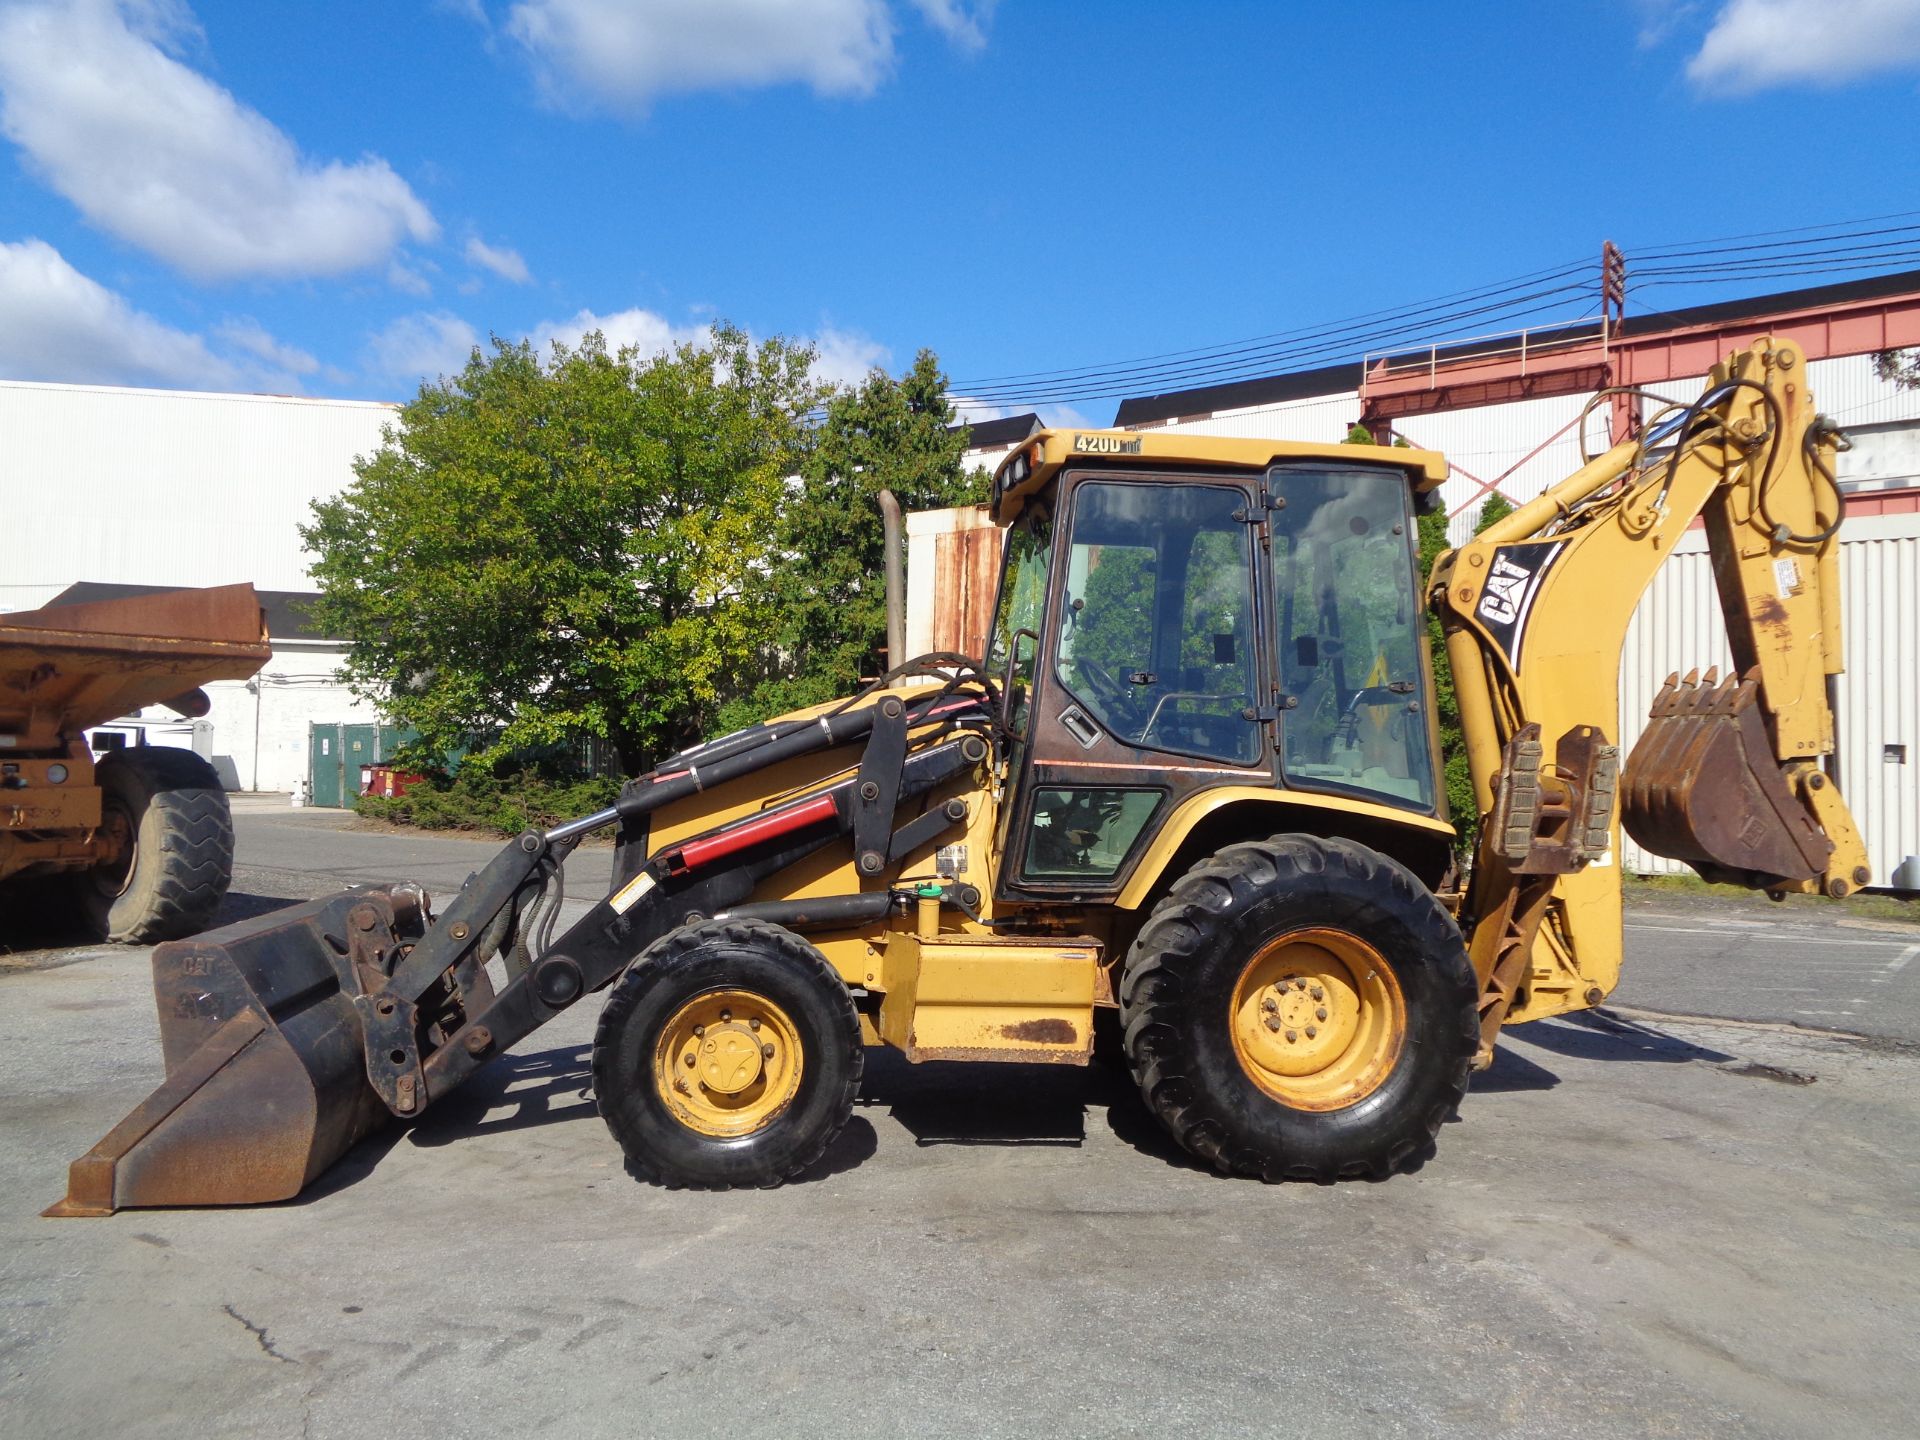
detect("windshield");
top-left (1272, 466), bottom-right (1435, 810)
top-left (1056, 481), bottom-right (1260, 765)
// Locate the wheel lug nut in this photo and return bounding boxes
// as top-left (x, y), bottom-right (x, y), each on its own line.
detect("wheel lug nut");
top-left (749, 1017), bottom-right (761, 1030)
top-left (762, 1042), bottom-right (775, 1058)
top-left (1310, 986), bottom-right (1324, 1001)
top-left (692, 1025), bottom-right (705, 1037)
top-left (1261, 998), bottom-right (1277, 1013)
top-left (1306, 1025), bottom-right (1318, 1039)
top-left (1264, 1016), bottom-right (1280, 1032)
top-left (684, 1054), bottom-right (695, 1068)
top-left (719, 1009), bottom-right (731, 1022)
top-left (1315, 1006), bottom-right (1328, 1021)
top-left (1285, 1029), bottom-right (1298, 1043)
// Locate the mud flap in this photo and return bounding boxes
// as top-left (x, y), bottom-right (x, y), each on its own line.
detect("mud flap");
top-left (44, 887), bottom-right (421, 1216)
top-left (1621, 667), bottom-right (1834, 887)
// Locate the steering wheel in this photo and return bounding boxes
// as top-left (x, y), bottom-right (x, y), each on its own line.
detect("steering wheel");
top-left (1072, 659), bottom-right (1144, 727)
top-left (1342, 684), bottom-right (1406, 714)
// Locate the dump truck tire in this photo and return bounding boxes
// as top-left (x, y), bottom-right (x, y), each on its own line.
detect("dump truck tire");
top-left (1119, 834), bottom-right (1477, 1182)
top-left (78, 748), bottom-right (235, 944)
top-left (592, 919), bottom-right (862, 1189)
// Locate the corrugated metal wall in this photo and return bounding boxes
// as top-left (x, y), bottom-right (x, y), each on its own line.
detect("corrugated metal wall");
top-left (0, 380), bottom-right (395, 611)
top-left (1620, 513), bottom-right (1920, 889)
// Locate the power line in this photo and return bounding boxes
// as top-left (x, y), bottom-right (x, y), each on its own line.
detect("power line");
top-left (955, 292), bottom-right (1600, 408)
top-left (953, 285), bottom-right (1597, 406)
top-left (949, 211), bottom-right (1920, 413)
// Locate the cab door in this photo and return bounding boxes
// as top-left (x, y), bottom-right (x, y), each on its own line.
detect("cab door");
top-left (996, 470), bottom-right (1274, 902)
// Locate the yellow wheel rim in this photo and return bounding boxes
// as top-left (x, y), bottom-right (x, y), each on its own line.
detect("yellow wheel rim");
top-left (653, 989), bottom-right (804, 1138)
top-left (1228, 929), bottom-right (1406, 1111)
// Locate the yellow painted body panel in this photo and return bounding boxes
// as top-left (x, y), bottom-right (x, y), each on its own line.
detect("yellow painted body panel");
top-left (1113, 787), bottom-right (1457, 910)
top-left (990, 427), bottom-right (1447, 522)
top-left (878, 932), bottom-right (1097, 1063)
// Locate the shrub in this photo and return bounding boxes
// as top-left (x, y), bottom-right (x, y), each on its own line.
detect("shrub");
top-left (355, 763), bottom-right (622, 836)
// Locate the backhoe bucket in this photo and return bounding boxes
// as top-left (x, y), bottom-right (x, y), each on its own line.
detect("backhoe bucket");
top-left (44, 886), bottom-right (423, 1217)
top-left (1620, 668), bottom-right (1833, 888)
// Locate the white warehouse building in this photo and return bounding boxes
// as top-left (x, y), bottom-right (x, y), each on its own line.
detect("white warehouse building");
top-left (0, 380), bottom-right (397, 795)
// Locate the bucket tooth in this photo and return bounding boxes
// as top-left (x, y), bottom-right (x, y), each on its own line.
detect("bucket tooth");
top-left (44, 887), bottom-right (415, 1216)
top-left (1621, 667), bottom-right (1835, 888)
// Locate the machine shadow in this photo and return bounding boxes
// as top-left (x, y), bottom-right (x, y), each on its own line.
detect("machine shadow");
top-left (858, 1047), bottom-right (1209, 1173)
top-left (304, 1014), bottom-right (1711, 1202)
top-left (292, 1045), bottom-right (600, 1206)
top-left (1468, 1042), bottom-right (1562, 1094)
top-left (408, 1043), bottom-right (598, 1145)
top-left (1518, 1011), bottom-right (1735, 1065)
top-left (860, 1048), bottom-right (1091, 1147)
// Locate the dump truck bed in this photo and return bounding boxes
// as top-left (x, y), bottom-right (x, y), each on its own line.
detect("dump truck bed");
top-left (0, 584), bottom-right (271, 749)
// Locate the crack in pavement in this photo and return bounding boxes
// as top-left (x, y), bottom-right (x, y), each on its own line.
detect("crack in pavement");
top-left (223, 1303), bottom-right (296, 1363)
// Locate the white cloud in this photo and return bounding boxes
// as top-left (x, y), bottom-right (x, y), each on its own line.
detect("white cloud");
top-left (0, 237), bottom-right (323, 391)
top-left (1686, 0), bottom-right (1920, 93)
top-left (0, 1), bottom-right (437, 282)
top-left (531, 305), bottom-right (888, 390)
top-left (909, 0), bottom-right (995, 51)
top-left (533, 305), bottom-right (710, 355)
top-left (388, 261), bottom-right (434, 297)
top-left (366, 311), bottom-right (480, 384)
top-left (504, 0), bottom-right (897, 110)
top-left (809, 327), bottom-right (889, 387)
top-left (214, 319), bottom-right (320, 377)
top-left (464, 236), bottom-right (532, 284)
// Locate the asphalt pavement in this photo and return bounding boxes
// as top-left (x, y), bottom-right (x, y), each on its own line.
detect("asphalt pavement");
top-left (2, 808), bottom-right (1917, 1438)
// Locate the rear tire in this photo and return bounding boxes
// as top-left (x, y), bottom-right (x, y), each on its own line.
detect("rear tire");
top-left (78, 748), bottom-right (234, 943)
top-left (592, 919), bottom-right (862, 1189)
top-left (1119, 834), bottom-right (1477, 1181)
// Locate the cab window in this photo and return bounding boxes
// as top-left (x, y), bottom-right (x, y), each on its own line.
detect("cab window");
top-left (1272, 466), bottom-right (1435, 809)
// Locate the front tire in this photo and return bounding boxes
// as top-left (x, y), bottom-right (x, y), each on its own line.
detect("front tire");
top-left (592, 919), bottom-right (862, 1189)
top-left (1119, 835), bottom-right (1477, 1181)
top-left (78, 748), bottom-right (234, 943)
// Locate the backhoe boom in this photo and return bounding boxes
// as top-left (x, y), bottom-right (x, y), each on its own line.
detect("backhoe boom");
top-left (1432, 338), bottom-right (1870, 1060)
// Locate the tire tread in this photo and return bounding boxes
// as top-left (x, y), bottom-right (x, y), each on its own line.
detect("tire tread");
top-left (592, 919), bottom-right (862, 1190)
top-left (1120, 834), bottom-right (1477, 1183)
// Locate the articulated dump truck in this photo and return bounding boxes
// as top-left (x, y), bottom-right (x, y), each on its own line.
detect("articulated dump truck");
top-left (2, 585), bottom-right (268, 945)
top-left (49, 340), bottom-right (1870, 1214)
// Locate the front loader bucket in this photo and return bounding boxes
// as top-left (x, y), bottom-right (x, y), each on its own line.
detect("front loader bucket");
top-left (45, 886), bottom-right (424, 1217)
top-left (1620, 668), bottom-right (1834, 888)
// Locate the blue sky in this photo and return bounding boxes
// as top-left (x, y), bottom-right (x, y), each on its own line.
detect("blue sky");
top-left (2, 0), bottom-right (1918, 425)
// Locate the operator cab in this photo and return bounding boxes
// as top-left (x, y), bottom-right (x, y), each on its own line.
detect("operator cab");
top-left (986, 430), bottom-right (1446, 898)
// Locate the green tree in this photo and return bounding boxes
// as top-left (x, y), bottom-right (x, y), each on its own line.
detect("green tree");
top-left (304, 324), bottom-right (824, 775)
top-left (722, 350), bottom-right (988, 727)
top-left (1874, 348), bottom-right (1920, 389)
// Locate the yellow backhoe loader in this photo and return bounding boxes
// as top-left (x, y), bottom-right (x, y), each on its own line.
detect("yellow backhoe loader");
top-left (48, 338), bottom-right (1868, 1214)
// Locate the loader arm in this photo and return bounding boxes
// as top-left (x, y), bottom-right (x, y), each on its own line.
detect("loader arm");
top-left (1430, 338), bottom-right (1870, 1061)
